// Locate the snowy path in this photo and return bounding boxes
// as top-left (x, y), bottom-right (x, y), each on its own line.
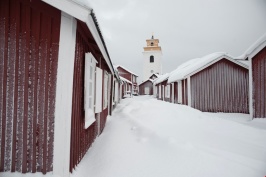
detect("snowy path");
top-left (72, 96), bottom-right (266, 177)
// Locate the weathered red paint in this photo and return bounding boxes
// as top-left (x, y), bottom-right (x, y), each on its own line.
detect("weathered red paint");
top-left (252, 47), bottom-right (266, 118)
top-left (191, 59), bottom-right (249, 113)
top-left (0, 0), bottom-right (60, 173)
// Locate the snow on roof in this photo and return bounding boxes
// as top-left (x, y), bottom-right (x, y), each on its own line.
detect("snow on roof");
top-left (114, 65), bottom-right (139, 77)
top-left (42, 0), bottom-right (115, 75)
top-left (120, 76), bottom-right (132, 84)
top-left (149, 73), bottom-right (159, 79)
top-left (72, 0), bottom-right (91, 8)
top-left (235, 59), bottom-right (250, 66)
top-left (237, 32), bottom-right (266, 60)
top-left (139, 79), bottom-right (153, 86)
top-left (168, 52), bottom-right (248, 83)
top-left (154, 73), bottom-right (170, 85)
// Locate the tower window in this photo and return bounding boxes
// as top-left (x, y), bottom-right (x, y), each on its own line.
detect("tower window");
top-left (151, 42), bottom-right (154, 46)
top-left (150, 55), bottom-right (154, 63)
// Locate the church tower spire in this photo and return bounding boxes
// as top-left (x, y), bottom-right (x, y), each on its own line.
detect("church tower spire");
top-left (142, 34), bottom-right (162, 81)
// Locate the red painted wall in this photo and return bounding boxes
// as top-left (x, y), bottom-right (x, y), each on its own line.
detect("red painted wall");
top-left (0, 0), bottom-right (60, 173)
top-left (191, 59), bottom-right (249, 113)
top-left (117, 67), bottom-right (131, 82)
top-left (252, 47), bottom-right (266, 118)
top-left (182, 79), bottom-right (188, 105)
top-left (139, 80), bottom-right (153, 95)
top-left (69, 21), bottom-right (112, 172)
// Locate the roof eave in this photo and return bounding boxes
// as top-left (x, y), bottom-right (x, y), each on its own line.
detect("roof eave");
top-left (42, 0), bottom-right (115, 75)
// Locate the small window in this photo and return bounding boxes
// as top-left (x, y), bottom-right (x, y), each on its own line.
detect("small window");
top-left (150, 55), bottom-right (154, 63)
top-left (103, 71), bottom-right (109, 109)
top-left (151, 42), bottom-right (154, 46)
top-left (84, 53), bottom-right (98, 129)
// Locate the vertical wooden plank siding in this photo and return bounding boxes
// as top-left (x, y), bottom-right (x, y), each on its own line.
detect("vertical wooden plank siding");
top-left (174, 82), bottom-right (178, 104)
top-left (69, 23), bottom-right (98, 173)
top-left (182, 79), bottom-right (188, 105)
top-left (0, 0), bottom-right (60, 173)
top-left (252, 47), bottom-right (266, 118)
top-left (191, 59), bottom-right (249, 113)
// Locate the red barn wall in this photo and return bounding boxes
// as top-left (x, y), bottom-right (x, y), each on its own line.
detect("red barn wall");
top-left (0, 0), bottom-right (60, 173)
top-left (191, 59), bottom-right (249, 113)
top-left (252, 47), bottom-right (266, 118)
top-left (69, 21), bottom-right (112, 172)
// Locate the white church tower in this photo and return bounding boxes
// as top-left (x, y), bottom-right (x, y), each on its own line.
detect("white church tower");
top-left (143, 34), bottom-right (162, 81)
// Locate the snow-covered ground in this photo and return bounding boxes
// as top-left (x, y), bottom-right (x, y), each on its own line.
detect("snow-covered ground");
top-left (3, 95), bottom-right (266, 177)
top-left (72, 96), bottom-right (266, 177)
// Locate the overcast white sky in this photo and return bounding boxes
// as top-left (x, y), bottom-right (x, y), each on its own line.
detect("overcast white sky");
top-left (89, 0), bottom-right (266, 82)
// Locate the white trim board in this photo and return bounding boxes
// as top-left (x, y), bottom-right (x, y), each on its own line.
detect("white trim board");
top-left (53, 13), bottom-right (77, 177)
top-left (42, 0), bottom-right (115, 75)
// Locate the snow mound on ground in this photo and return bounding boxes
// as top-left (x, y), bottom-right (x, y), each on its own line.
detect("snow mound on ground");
top-left (71, 96), bottom-right (266, 177)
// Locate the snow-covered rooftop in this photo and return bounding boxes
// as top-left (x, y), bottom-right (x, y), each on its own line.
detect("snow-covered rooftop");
top-left (168, 52), bottom-right (248, 83)
top-left (154, 73), bottom-right (170, 85)
top-left (237, 32), bottom-right (266, 60)
top-left (114, 65), bottom-right (139, 77)
top-left (72, 0), bottom-right (92, 9)
top-left (120, 76), bottom-right (132, 84)
top-left (42, 0), bottom-right (116, 75)
top-left (139, 79), bottom-right (154, 86)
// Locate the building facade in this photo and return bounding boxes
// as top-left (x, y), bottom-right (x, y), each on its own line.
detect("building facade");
top-left (0, 0), bottom-right (120, 176)
top-left (143, 35), bottom-right (162, 81)
top-left (168, 53), bottom-right (249, 113)
top-left (239, 33), bottom-right (266, 118)
top-left (115, 65), bottom-right (138, 95)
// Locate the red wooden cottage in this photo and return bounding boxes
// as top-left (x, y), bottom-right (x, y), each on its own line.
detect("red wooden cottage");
top-left (139, 73), bottom-right (159, 96)
top-left (168, 52), bottom-right (249, 113)
top-left (238, 33), bottom-right (266, 118)
top-left (0, 0), bottom-right (118, 176)
top-left (139, 79), bottom-right (154, 95)
top-left (154, 73), bottom-right (173, 102)
top-left (115, 65), bottom-right (139, 95)
top-left (112, 70), bottom-right (123, 109)
top-left (120, 76), bottom-right (133, 98)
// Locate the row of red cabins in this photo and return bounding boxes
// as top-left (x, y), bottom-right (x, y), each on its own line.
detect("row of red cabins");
top-left (150, 36), bottom-right (266, 119)
top-left (0, 0), bottom-right (132, 176)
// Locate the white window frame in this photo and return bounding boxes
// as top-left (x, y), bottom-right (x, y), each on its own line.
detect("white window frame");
top-left (178, 81), bottom-right (182, 104)
top-left (115, 81), bottom-right (119, 102)
top-left (84, 52), bottom-right (98, 129)
top-left (95, 67), bottom-right (103, 113)
top-left (165, 85), bottom-right (170, 98)
top-left (159, 85), bottom-right (161, 98)
top-left (103, 71), bottom-right (109, 109)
